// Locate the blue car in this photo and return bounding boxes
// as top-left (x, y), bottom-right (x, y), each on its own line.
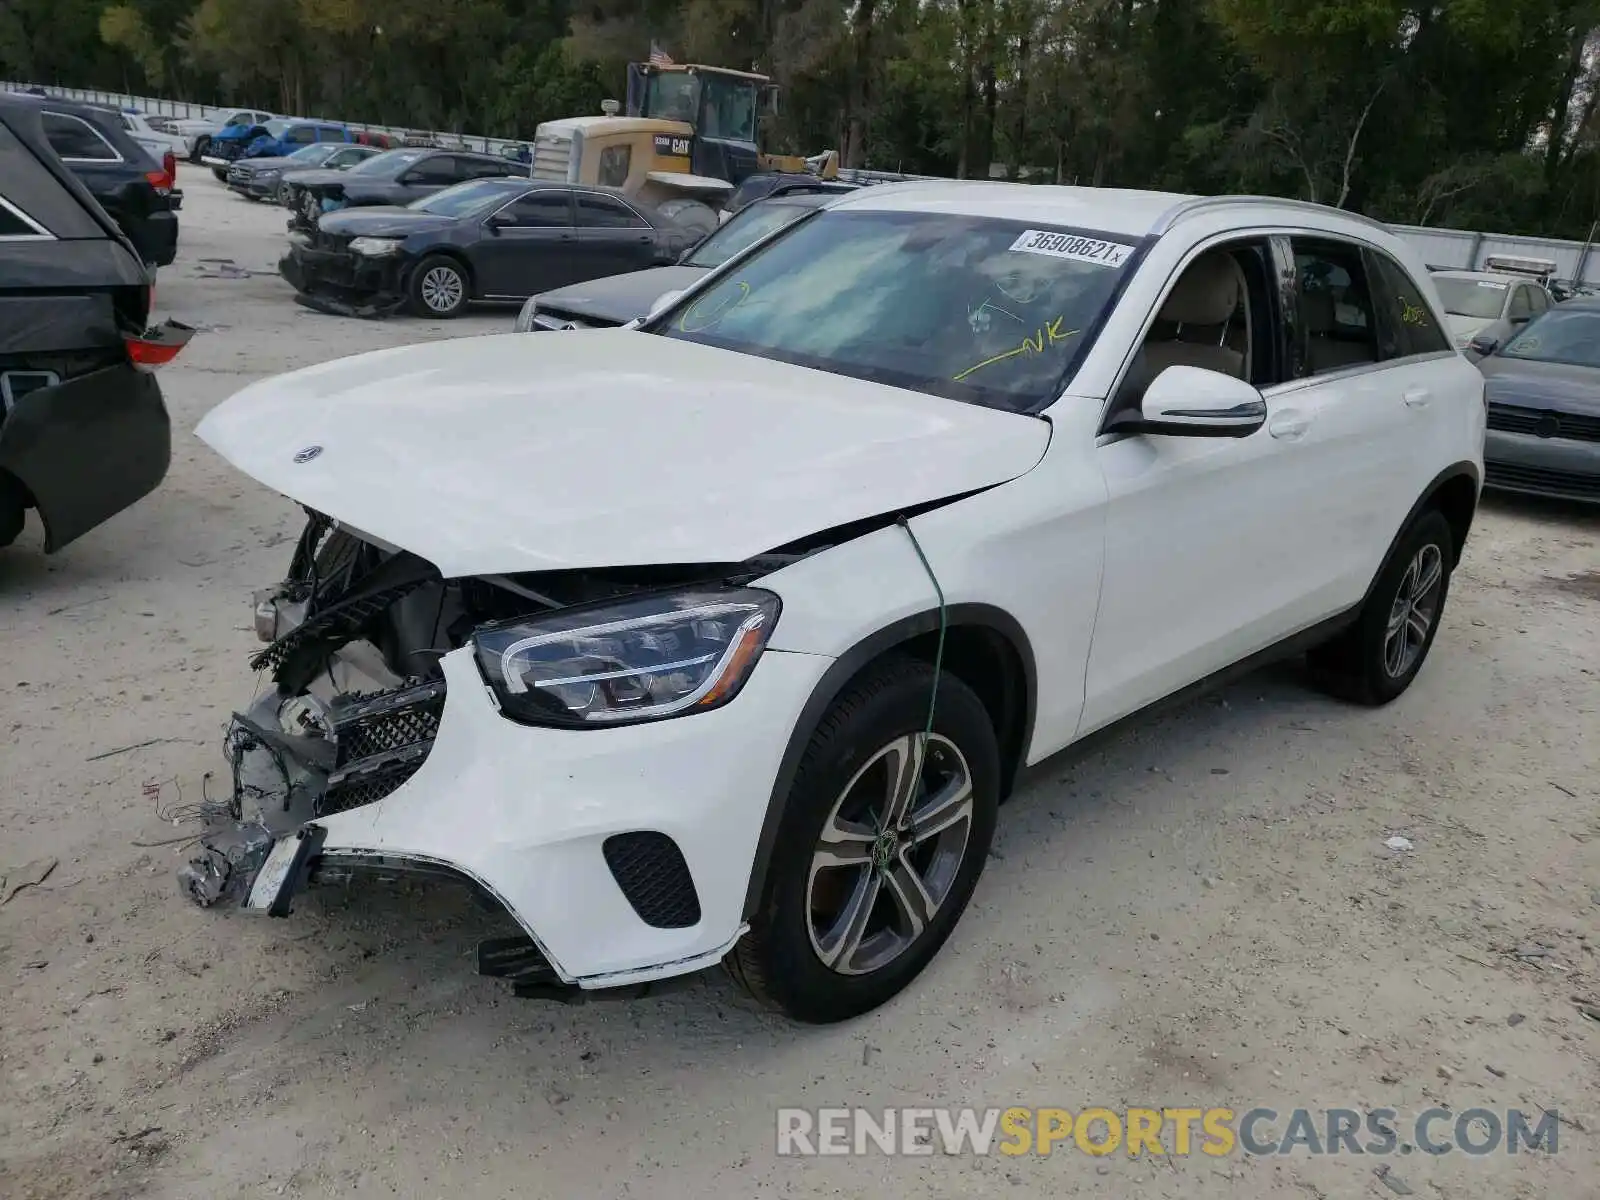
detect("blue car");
top-left (201, 119), bottom-right (354, 180)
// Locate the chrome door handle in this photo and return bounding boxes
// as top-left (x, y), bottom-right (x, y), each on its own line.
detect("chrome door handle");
top-left (1403, 388), bottom-right (1432, 408)
top-left (1268, 410), bottom-right (1310, 440)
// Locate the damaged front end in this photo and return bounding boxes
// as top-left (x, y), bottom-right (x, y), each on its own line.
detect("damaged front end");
top-left (279, 232), bottom-right (407, 319)
top-left (180, 509), bottom-right (820, 996)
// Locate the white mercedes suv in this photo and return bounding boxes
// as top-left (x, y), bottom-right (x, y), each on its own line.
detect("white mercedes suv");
top-left (192, 183), bottom-right (1485, 1023)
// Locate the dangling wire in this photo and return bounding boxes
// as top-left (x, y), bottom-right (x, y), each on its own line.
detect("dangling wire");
top-left (896, 516), bottom-right (946, 741)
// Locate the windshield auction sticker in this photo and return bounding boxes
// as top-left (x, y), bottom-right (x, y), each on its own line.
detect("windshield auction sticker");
top-left (1009, 230), bottom-right (1133, 268)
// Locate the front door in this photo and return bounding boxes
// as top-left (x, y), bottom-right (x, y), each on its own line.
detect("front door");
top-left (573, 191), bottom-right (659, 279)
top-left (1081, 236), bottom-right (1345, 734)
top-left (474, 189), bottom-right (577, 297)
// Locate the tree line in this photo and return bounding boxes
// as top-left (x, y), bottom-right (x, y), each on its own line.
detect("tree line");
top-left (4, 0), bottom-right (1599, 240)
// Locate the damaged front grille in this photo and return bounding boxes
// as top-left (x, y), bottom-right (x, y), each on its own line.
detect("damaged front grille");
top-left (319, 681), bottom-right (447, 817)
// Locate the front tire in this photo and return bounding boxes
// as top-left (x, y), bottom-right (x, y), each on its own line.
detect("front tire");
top-left (191, 136), bottom-right (209, 163)
top-left (0, 473), bottom-right (26, 549)
top-left (1309, 509), bottom-right (1454, 705)
top-left (728, 657), bottom-right (999, 1023)
top-left (211, 167), bottom-right (227, 182)
top-left (408, 255), bottom-right (469, 318)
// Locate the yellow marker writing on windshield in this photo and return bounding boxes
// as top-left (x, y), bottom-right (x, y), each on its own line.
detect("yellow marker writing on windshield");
top-left (954, 316), bottom-right (1076, 383)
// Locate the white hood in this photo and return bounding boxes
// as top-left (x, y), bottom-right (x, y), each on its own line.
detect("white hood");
top-left (195, 331), bottom-right (1050, 577)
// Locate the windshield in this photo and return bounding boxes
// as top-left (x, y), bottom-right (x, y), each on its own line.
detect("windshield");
top-left (1433, 277), bottom-right (1507, 320)
top-left (685, 200), bottom-right (817, 268)
top-left (350, 148), bottom-right (426, 176)
top-left (1499, 308), bottom-right (1600, 367)
top-left (657, 211), bottom-right (1136, 411)
top-left (700, 72), bottom-right (758, 142)
top-left (645, 71), bottom-right (699, 124)
top-left (288, 144), bottom-right (337, 164)
top-left (409, 179), bottom-right (518, 216)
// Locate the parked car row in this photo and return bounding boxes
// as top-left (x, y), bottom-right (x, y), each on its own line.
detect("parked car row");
top-left (0, 93), bottom-right (190, 552)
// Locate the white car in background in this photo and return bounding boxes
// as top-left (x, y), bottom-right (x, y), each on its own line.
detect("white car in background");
top-left (110, 109), bottom-right (188, 161)
top-left (1430, 268), bottom-right (1554, 354)
top-left (191, 183), bottom-right (1486, 1024)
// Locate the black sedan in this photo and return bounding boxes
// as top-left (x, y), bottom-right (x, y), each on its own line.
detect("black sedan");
top-left (281, 147), bottom-right (522, 231)
top-left (280, 178), bottom-right (701, 318)
top-left (1477, 297), bottom-right (1600, 502)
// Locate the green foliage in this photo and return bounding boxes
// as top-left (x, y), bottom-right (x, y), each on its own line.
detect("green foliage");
top-left (0, 0), bottom-right (1596, 238)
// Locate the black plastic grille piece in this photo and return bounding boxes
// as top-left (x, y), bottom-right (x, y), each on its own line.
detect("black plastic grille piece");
top-left (319, 759), bottom-right (424, 817)
top-left (315, 681), bottom-right (446, 817)
top-left (1487, 403), bottom-right (1600, 443)
top-left (1485, 461), bottom-right (1600, 499)
top-left (602, 832), bottom-right (702, 929)
top-left (332, 682), bottom-right (445, 766)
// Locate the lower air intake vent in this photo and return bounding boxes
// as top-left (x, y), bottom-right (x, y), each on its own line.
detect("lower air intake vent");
top-left (602, 832), bottom-right (701, 929)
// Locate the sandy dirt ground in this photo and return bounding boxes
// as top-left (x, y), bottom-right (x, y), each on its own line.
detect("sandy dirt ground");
top-left (2, 170), bottom-right (1598, 1200)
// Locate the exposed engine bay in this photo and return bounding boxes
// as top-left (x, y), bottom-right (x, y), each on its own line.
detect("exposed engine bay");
top-left (179, 509), bottom-right (813, 909)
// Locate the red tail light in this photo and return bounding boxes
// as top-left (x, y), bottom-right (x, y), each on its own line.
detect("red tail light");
top-left (147, 150), bottom-right (176, 194)
top-left (126, 320), bottom-right (195, 371)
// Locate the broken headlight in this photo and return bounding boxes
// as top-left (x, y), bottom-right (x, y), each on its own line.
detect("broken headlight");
top-left (473, 588), bottom-right (780, 727)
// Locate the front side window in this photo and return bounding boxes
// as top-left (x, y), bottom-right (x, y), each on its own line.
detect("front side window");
top-left (405, 156), bottom-right (461, 185)
top-left (288, 144), bottom-right (336, 164)
top-left (351, 149), bottom-right (425, 176)
top-left (408, 179), bottom-right (517, 216)
top-left (42, 113), bottom-right (119, 161)
top-left (1500, 309), bottom-right (1600, 367)
top-left (0, 195), bottom-right (49, 238)
top-left (1432, 276), bottom-right (1508, 321)
top-left (1293, 239), bottom-right (1379, 374)
top-left (576, 193), bottom-right (647, 228)
top-left (1366, 251), bottom-right (1450, 357)
top-left (283, 125), bottom-right (316, 145)
top-left (656, 211), bottom-right (1137, 411)
top-left (685, 199), bottom-right (817, 269)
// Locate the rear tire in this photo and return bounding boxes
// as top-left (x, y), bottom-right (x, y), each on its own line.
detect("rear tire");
top-left (727, 657), bottom-right (999, 1023)
top-left (407, 255), bottom-right (469, 318)
top-left (1309, 509), bottom-right (1454, 705)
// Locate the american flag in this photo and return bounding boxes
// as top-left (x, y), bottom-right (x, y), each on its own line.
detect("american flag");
top-left (649, 41), bottom-right (674, 66)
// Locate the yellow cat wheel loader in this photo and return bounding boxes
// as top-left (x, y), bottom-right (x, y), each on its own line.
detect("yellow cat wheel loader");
top-left (529, 61), bottom-right (839, 234)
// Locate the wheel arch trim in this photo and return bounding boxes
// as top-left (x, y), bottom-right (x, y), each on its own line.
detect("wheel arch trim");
top-left (741, 602), bottom-right (1036, 920)
top-left (1365, 462), bottom-right (1480, 609)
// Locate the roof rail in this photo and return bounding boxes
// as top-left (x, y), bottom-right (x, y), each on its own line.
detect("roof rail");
top-left (1152, 194), bottom-right (1392, 236)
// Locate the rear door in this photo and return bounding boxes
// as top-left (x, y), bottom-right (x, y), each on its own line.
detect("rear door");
top-left (474, 189), bottom-right (578, 296)
top-left (573, 192), bottom-right (658, 278)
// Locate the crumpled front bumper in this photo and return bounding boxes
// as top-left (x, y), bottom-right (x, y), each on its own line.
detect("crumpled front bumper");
top-left (279, 244), bottom-right (407, 318)
top-left (231, 644), bottom-right (829, 987)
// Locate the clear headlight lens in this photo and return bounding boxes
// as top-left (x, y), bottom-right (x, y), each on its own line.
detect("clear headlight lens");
top-left (257, 168), bottom-right (281, 180)
top-left (349, 236), bottom-right (404, 257)
top-left (474, 588), bottom-right (781, 727)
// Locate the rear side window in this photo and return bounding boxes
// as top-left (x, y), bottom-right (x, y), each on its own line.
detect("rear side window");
top-left (315, 126), bottom-right (345, 142)
top-left (576, 193), bottom-right (647, 228)
top-left (0, 195), bottom-right (50, 238)
top-left (42, 112), bottom-right (120, 162)
top-left (1291, 239), bottom-right (1380, 376)
top-left (501, 191), bottom-right (572, 227)
top-left (1365, 251), bottom-right (1451, 357)
top-left (283, 125), bottom-right (316, 146)
top-left (1508, 286), bottom-right (1533, 321)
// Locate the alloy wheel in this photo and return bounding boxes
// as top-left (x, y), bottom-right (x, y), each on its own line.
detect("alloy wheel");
top-left (1383, 542), bottom-right (1444, 678)
top-left (806, 732), bottom-right (974, 976)
top-left (420, 266), bottom-right (464, 314)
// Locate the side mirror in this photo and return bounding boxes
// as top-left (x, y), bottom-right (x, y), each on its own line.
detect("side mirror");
top-left (1114, 365), bottom-right (1266, 438)
top-left (646, 289), bottom-right (685, 321)
top-left (486, 212), bottom-right (514, 231)
top-left (1468, 333), bottom-right (1499, 356)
